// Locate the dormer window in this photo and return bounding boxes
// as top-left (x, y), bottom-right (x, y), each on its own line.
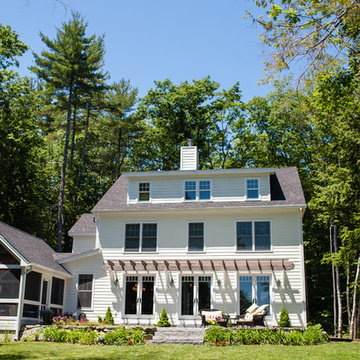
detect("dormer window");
top-left (185, 181), bottom-right (196, 200)
top-left (138, 182), bottom-right (150, 202)
top-left (184, 180), bottom-right (211, 201)
top-left (246, 179), bottom-right (259, 199)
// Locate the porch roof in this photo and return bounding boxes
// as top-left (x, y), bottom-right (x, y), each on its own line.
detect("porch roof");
top-left (104, 258), bottom-right (294, 272)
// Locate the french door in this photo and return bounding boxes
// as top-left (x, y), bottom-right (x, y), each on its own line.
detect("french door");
top-left (239, 275), bottom-right (270, 314)
top-left (181, 276), bottom-right (211, 316)
top-left (125, 276), bottom-right (154, 315)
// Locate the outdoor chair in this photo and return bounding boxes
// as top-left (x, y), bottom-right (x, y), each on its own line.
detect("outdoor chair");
top-left (236, 304), bottom-right (269, 327)
top-left (200, 308), bottom-right (230, 327)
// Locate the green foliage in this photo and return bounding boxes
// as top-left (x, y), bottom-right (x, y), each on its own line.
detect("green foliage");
top-left (204, 325), bottom-right (328, 346)
top-left (279, 306), bottom-right (291, 328)
top-left (103, 327), bottom-right (144, 345)
top-left (157, 308), bottom-right (171, 327)
top-left (97, 315), bottom-right (103, 323)
top-left (104, 307), bottom-right (114, 325)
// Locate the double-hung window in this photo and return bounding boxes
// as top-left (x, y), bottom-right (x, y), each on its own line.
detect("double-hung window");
top-left (125, 223), bottom-right (157, 252)
top-left (184, 180), bottom-right (211, 201)
top-left (77, 274), bottom-right (93, 308)
top-left (188, 222), bottom-right (204, 251)
top-left (246, 179), bottom-right (259, 199)
top-left (236, 221), bottom-right (271, 251)
top-left (138, 182), bottom-right (150, 202)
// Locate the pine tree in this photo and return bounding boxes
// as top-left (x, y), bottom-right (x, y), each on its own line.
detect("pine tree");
top-left (30, 12), bottom-right (107, 251)
top-left (279, 306), bottom-right (291, 328)
top-left (157, 308), bottom-right (171, 327)
top-left (104, 306), bottom-right (114, 325)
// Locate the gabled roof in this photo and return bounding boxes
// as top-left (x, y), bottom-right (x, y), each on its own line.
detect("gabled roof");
top-left (0, 221), bottom-right (69, 276)
top-left (92, 167), bottom-right (306, 212)
top-left (68, 213), bottom-right (96, 235)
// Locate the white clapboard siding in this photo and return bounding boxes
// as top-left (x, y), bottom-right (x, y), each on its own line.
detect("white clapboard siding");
top-left (128, 174), bottom-right (270, 204)
top-left (72, 235), bottom-right (96, 253)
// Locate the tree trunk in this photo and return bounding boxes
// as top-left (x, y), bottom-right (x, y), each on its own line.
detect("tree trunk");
top-left (56, 81), bottom-right (73, 252)
top-left (81, 103), bottom-right (91, 162)
top-left (116, 128), bottom-right (123, 179)
top-left (330, 225), bottom-right (337, 336)
top-left (70, 101), bottom-right (77, 167)
top-left (349, 255), bottom-right (360, 339)
top-left (346, 262), bottom-right (351, 327)
top-left (333, 225), bottom-right (343, 337)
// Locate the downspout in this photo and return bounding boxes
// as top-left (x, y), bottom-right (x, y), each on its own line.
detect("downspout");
top-left (16, 265), bottom-right (32, 340)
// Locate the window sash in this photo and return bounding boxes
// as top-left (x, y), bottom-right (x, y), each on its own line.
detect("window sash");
top-left (77, 274), bottom-right (93, 308)
top-left (125, 223), bottom-right (157, 252)
top-left (142, 224), bottom-right (157, 251)
top-left (247, 179), bottom-right (259, 199)
top-left (188, 223), bottom-right (204, 251)
top-left (138, 182), bottom-right (150, 201)
top-left (125, 224), bottom-right (140, 251)
top-left (236, 221), bottom-right (271, 251)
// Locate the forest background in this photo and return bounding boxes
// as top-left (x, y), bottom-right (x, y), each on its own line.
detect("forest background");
top-left (0, 0), bottom-right (359, 339)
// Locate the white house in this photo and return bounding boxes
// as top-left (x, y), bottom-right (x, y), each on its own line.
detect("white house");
top-left (0, 145), bottom-right (307, 336)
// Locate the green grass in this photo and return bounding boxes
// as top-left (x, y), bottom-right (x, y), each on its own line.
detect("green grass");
top-left (0, 342), bottom-right (360, 360)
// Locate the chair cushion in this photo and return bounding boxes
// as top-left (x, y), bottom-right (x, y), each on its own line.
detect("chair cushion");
top-left (201, 310), bottom-right (222, 321)
top-left (244, 312), bottom-right (253, 320)
top-left (246, 303), bottom-right (259, 314)
top-left (253, 304), bottom-right (269, 315)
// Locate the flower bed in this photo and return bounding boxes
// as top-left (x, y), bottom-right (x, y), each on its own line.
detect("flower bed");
top-left (21, 325), bottom-right (156, 345)
top-left (204, 324), bottom-right (329, 346)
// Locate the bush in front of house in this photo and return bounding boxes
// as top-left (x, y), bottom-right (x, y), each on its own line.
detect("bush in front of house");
top-left (279, 306), bottom-right (291, 328)
top-left (204, 325), bottom-right (328, 346)
top-left (104, 307), bottom-right (115, 325)
top-left (157, 308), bottom-right (171, 327)
top-left (103, 326), bottom-right (144, 345)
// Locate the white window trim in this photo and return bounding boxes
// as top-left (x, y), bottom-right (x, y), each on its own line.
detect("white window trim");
top-left (123, 274), bottom-right (156, 319)
top-left (245, 177), bottom-right (260, 201)
top-left (186, 220), bottom-right (206, 253)
top-left (235, 220), bottom-right (272, 252)
top-left (76, 273), bottom-right (94, 311)
top-left (137, 181), bottom-right (152, 203)
top-left (123, 221), bottom-right (159, 253)
top-left (183, 179), bottom-right (212, 202)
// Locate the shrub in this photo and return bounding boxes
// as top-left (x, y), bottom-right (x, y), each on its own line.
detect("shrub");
top-left (98, 315), bottom-right (103, 323)
top-left (104, 307), bottom-right (114, 325)
top-left (157, 308), bottom-right (171, 327)
top-left (103, 326), bottom-right (144, 345)
top-left (41, 309), bottom-right (54, 325)
top-left (204, 325), bottom-right (329, 346)
top-left (279, 306), bottom-right (291, 328)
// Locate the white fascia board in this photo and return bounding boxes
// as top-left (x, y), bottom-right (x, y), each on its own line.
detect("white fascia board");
top-left (123, 168), bottom-right (276, 178)
top-left (68, 232), bottom-right (96, 237)
top-left (31, 263), bottom-right (72, 279)
top-left (56, 248), bottom-right (101, 264)
top-left (0, 235), bottom-right (30, 266)
top-left (93, 204), bottom-right (307, 214)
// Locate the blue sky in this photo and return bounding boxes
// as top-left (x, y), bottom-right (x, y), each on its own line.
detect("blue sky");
top-left (2, 0), bottom-right (273, 100)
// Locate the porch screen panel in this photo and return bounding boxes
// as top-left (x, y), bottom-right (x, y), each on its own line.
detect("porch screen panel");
top-left (257, 276), bottom-right (270, 314)
top-left (239, 276), bottom-right (253, 314)
top-left (24, 271), bottom-right (42, 301)
top-left (255, 222), bottom-right (271, 250)
top-left (142, 224), bottom-right (157, 251)
top-left (237, 222), bottom-right (252, 250)
top-left (0, 244), bottom-right (19, 264)
top-left (23, 303), bottom-right (39, 318)
top-left (181, 276), bottom-right (194, 315)
top-left (198, 276), bottom-right (211, 311)
top-left (41, 280), bottom-right (48, 305)
top-left (125, 224), bottom-right (140, 251)
top-left (51, 277), bottom-right (64, 305)
top-left (125, 276), bottom-right (138, 314)
top-left (0, 269), bottom-right (20, 298)
top-left (141, 276), bottom-right (154, 315)
top-left (0, 303), bottom-right (18, 316)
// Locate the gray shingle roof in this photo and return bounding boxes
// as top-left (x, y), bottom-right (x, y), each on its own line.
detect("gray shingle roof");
top-left (92, 167), bottom-right (306, 212)
top-left (68, 213), bottom-right (96, 235)
top-left (0, 221), bottom-right (69, 275)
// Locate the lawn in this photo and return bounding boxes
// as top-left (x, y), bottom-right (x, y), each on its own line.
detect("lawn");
top-left (0, 342), bottom-right (360, 360)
